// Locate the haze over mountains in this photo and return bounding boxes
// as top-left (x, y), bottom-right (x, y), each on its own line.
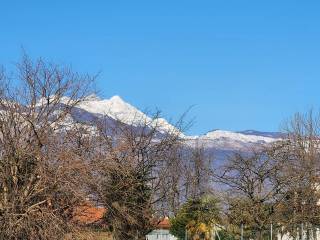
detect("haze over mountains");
top-left (65, 95), bottom-right (280, 153)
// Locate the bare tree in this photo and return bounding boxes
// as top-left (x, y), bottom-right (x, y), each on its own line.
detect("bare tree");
top-left (276, 111), bottom-right (320, 239)
top-left (89, 112), bottom-right (185, 240)
top-left (214, 145), bottom-right (290, 240)
top-left (155, 143), bottom-right (184, 215)
top-left (146, 139), bottom-right (214, 216)
top-left (0, 54), bottom-right (94, 239)
top-left (184, 141), bottom-right (213, 200)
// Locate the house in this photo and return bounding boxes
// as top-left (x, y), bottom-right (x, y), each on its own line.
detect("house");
top-left (73, 202), bottom-right (106, 225)
top-left (146, 217), bottom-right (178, 240)
top-left (146, 229), bottom-right (178, 240)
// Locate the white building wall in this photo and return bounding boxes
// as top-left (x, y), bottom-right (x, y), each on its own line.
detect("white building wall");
top-left (146, 229), bottom-right (178, 240)
top-left (277, 228), bottom-right (320, 240)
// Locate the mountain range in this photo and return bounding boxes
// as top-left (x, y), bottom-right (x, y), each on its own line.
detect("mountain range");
top-left (64, 95), bottom-right (280, 154)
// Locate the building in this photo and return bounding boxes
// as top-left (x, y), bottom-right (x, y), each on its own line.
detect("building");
top-left (146, 217), bottom-right (178, 240)
top-left (146, 229), bottom-right (178, 240)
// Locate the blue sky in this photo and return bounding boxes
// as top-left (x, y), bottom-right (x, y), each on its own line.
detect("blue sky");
top-left (1, 1), bottom-right (320, 135)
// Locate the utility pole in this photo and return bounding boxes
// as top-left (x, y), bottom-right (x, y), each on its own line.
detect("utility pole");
top-left (241, 223), bottom-right (244, 240)
top-left (185, 228), bottom-right (187, 240)
top-left (214, 225), bottom-right (221, 240)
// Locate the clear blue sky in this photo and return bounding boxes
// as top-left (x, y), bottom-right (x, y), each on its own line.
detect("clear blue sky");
top-left (1, 1), bottom-right (320, 135)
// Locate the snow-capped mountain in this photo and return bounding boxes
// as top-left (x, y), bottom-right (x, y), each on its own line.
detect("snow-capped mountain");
top-left (204, 130), bottom-right (276, 143)
top-left (189, 129), bottom-right (279, 152)
top-left (237, 130), bottom-right (284, 139)
top-left (66, 95), bottom-right (280, 152)
top-left (74, 94), bottom-right (182, 135)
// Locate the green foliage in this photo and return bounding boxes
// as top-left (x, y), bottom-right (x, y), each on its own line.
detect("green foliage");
top-left (170, 196), bottom-right (221, 240)
top-left (226, 197), bottom-right (275, 239)
top-left (102, 167), bottom-right (153, 240)
top-left (216, 230), bottom-right (236, 240)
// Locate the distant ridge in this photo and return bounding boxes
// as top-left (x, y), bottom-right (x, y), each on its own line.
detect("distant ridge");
top-left (53, 95), bottom-right (282, 153)
top-left (237, 130), bottom-right (284, 138)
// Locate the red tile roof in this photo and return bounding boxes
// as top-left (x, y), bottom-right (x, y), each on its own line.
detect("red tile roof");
top-left (73, 204), bottom-right (106, 225)
top-left (156, 217), bottom-right (171, 230)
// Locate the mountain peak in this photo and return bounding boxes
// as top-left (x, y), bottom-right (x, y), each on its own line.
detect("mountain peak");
top-left (109, 95), bottom-right (124, 103)
top-left (73, 94), bottom-right (184, 136)
top-left (107, 95), bottom-right (134, 112)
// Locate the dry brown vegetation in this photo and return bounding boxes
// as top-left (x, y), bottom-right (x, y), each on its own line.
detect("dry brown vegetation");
top-left (0, 54), bottom-right (94, 239)
top-left (87, 115), bottom-right (185, 239)
top-left (0, 54), bottom-right (196, 240)
top-left (1, 55), bottom-right (320, 240)
top-left (213, 111), bottom-right (320, 239)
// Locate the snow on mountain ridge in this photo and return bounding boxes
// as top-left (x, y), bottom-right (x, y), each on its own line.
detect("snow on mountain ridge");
top-left (77, 95), bottom-right (182, 135)
top-left (34, 94), bottom-right (280, 145)
top-left (75, 95), bottom-right (279, 143)
top-left (203, 130), bottom-right (277, 143)
top-left (238, 130), bottom-right (284, 138)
